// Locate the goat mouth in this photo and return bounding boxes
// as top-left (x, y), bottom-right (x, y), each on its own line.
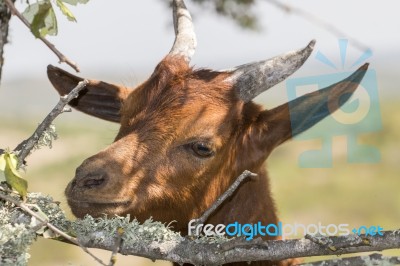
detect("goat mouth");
top-left (67, 198), bottom-right (131, 209)
top-left (68, 198), bottom-right (132, 214)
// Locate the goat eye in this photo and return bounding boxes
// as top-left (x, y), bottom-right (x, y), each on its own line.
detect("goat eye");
top-left (191, 142), bottom-right (214, 158)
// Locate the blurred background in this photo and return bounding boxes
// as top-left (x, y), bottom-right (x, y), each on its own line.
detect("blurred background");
top-left (0, 0), bottom-right (399, 265)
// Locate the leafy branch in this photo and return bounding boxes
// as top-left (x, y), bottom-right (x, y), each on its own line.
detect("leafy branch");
top-left (21, 0), bottom-right (89, 37)
top-left (4, 0), bottom-right (89, 72)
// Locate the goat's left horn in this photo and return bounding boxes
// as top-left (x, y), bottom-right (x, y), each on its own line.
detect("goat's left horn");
top-left (169, 0), bottom-right (197, 62)
top-left (227, 40), bottom-right (316, 102)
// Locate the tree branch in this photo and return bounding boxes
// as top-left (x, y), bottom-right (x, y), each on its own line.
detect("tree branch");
top-left (265, 0), bottom-right (370, 52)
top-left (13, 79), bottom-right (88, 167)
top-left (3, 0), bottom-right (80, 72)
top-left (0, 0), bottom-right (14, 83)
top-left (298, 253), bottom-right (400, 266)
top-left (73, 224), bottom-right (400, 265)
top-left (1, 182), bottom-right (399, 265)
top-left (0, 188), bottom-right (108, 266)
top-left (0, 188), bottom-right (77, 244)
top-left (192, 170), bottom-right (256, 228)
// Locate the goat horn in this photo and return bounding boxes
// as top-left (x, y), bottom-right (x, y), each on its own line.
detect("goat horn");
top-left (169, 0), bottom-right (197, 62)
top-left (227, 40), bottom-right (316, 102)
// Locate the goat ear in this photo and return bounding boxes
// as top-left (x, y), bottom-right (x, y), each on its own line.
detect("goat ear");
top-left (47, 65), bottom-right (129, 123)
top-left (260, 63), bottom-right (369, 148)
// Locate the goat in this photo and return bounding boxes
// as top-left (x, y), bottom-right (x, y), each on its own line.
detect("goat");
top-left (47, 0), bottom-right (368, 265)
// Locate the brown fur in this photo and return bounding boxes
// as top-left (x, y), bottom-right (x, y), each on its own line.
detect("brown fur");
top-left (46, 30), bottom-right (369, 263)
top-left (51, 56), bottom-right (307, 265)
top-left (67, 58), bottom-right (282, 227)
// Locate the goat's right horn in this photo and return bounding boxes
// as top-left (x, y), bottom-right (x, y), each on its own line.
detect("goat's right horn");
top-left (226, 40), bottom-right (316, 102)
top-left (169, 0), bottom-right (197, 62)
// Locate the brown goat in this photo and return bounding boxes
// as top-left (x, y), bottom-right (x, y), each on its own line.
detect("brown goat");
top-left (47, 1), bottom-right (368, 265)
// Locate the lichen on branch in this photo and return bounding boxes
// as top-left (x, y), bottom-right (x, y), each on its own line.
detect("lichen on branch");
top-left (1, 184), bottom-right (399, 266)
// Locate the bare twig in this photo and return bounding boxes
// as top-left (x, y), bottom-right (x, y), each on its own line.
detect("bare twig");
top-left (3, 0), bottom-right (80, 72)
top-left (191, 170), bottom-right (256, 228)
top-left (265, 0), bottom-right (370, 52)
top-left (14, 79), bottom-right (89, 167)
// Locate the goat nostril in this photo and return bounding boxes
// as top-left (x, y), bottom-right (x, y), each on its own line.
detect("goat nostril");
top-left (82, 175), bottom-right (106, 189)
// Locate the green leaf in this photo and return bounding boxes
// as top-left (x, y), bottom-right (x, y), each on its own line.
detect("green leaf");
top-left (22, 2), bottom-right (40, 24)
top-left (22, 1), bottom-right (58, 37)
top-left (61, 0), bottom-right (90, 6)
top-left (4, 153), bottom-right (28, 198)
top-left (0, 152), bottom-right (17, 183)
top-left (43, 6), bottom-right (58, 37)
top-left (56, 0), bottom-right (76, 22)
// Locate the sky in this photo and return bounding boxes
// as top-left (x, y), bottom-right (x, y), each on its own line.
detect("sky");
top-left (1, 0), bottom-right (399, 115)
top-left (2, 0), bottom-right (400, 76)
